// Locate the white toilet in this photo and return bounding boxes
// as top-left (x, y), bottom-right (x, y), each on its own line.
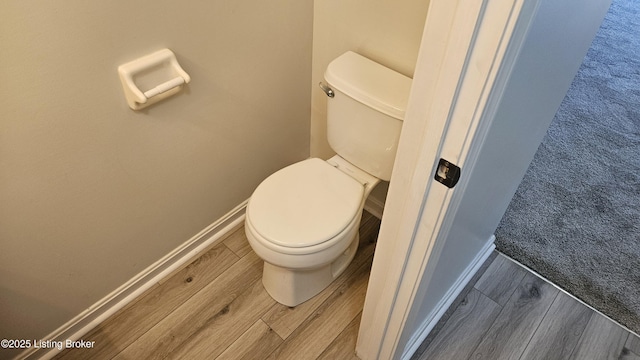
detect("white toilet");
top-left (245, 51), bottom-right (412, 306)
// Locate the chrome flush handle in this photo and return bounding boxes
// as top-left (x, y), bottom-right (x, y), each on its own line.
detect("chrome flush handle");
top-left (319, 82), bottom-right (334, 98)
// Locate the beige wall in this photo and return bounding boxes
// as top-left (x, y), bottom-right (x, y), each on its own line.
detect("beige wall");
top-left (311, 0), bottom-right (431, 159)
top-left (0, 0), bottom-right (312, 345)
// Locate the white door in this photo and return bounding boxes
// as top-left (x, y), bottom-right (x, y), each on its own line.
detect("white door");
top-left (356, 0), bottom-right (613, 359)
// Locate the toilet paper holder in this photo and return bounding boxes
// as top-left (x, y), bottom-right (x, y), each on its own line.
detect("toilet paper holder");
top-left (118, 48), bottom-right (191, 110)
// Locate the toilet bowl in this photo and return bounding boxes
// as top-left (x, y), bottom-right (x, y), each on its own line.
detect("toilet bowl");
top-left (245, 156), bottom-right (379, 306)
top-left (245, 51), bottom-right (412, 306)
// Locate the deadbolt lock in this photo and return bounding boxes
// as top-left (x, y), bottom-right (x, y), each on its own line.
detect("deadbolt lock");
top-left (434, 158), bottom-right (461, 188)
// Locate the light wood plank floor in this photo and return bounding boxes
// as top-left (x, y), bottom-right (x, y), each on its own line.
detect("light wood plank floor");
top-left (55, 211), bottom-right (380, 360)
top-left (55, 210), bottom-right (640, 360)
top-left (411, 254), bottom-right (640, 360)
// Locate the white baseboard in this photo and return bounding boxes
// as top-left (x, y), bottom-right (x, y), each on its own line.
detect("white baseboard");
top-left (364, 194), bottom-right (385, 219)
top-left (22, 201), bottom-right (248, 360)
top-left (401, 236), bottom-right (496, 360)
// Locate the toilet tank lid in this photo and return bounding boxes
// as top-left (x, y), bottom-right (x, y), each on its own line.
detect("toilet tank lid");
top-left (324, 51), bottom-right (412, 120)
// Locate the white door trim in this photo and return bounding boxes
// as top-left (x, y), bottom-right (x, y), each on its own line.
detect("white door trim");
top-left (356, 0), bottom-right (539, 358)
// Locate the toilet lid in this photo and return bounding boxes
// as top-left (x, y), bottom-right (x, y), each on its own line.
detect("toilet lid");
top-left (247, 158), bottom-right (364, 248)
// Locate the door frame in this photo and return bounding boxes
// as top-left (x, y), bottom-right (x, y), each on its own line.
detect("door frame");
top-left (356, 0), bottom-right (539, 358)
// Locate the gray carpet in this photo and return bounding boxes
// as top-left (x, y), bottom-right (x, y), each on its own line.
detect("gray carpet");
top-left (495, 0), bottom-right (640, 334)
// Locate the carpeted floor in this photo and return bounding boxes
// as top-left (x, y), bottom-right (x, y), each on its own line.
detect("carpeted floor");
top-left (495, 0), bottom-right (640, 334)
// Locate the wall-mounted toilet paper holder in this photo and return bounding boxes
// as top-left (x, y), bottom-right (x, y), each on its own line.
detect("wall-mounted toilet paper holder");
top-left (118, 48), bottom-right (191, 110)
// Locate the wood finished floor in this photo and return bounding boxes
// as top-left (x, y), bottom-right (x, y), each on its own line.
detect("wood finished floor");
top-left (411, 254), bottom-right (640, 360)
top-left (54, 210), bottom-right (640, 360)
top-left (55, 211), bottom-right (380, 360)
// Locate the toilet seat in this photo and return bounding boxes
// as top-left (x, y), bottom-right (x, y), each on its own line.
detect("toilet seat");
top-left (247, 158), bottom-right (364, 250)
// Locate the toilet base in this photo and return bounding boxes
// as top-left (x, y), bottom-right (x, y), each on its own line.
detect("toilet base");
top-left (261, 234), bottom-right (359, 307)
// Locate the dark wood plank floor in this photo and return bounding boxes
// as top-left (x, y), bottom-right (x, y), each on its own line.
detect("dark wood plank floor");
top-left (54, 210), bottom-right (639, 360)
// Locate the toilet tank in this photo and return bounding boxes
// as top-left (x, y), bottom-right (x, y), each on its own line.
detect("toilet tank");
top-left (324, 51), bottom-right (412, 181)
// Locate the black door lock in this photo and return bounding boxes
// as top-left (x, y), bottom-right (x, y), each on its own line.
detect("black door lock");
top-left (434, 158), bottom-right (461, 188)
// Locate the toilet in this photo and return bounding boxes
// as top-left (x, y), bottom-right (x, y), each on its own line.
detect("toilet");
top-left (245, 51), bottom-right (412, 306)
